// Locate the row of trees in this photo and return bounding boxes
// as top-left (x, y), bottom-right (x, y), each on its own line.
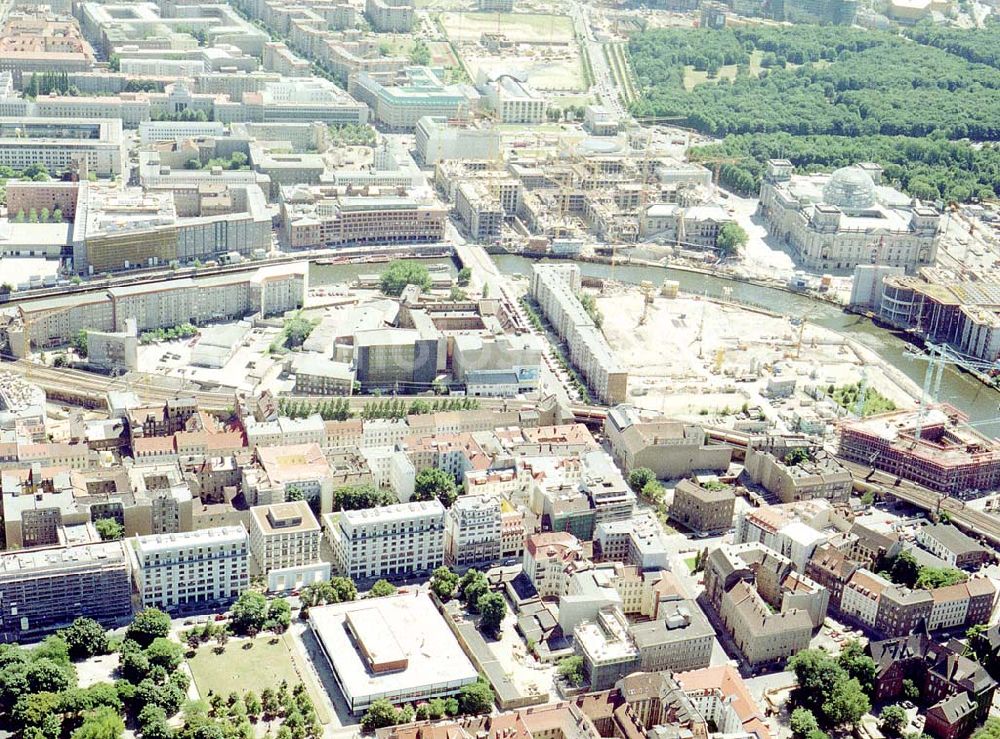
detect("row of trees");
top-left (278, 397), bottom-right (353, 421)
top-left (24, 71), bottom-right (77, 98)
top-left (12, 208), bottom-right (63, 223)
top-left (150, 109), bottom-right (212, 123)
top-left (359, 397), bottom-right (480, 419)
top-left (360, 678), bottom-right (494, 732)
top-left (275, 395), bottom-right (481, 423)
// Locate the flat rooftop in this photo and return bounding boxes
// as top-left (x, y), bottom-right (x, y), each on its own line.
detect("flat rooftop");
top-left (250, 500), bottom-right (320, 535)
top-left (308, 592), bottom-right (478, 712)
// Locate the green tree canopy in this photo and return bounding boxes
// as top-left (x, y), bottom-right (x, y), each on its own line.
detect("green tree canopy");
top-left (126, 609), bottom-right (171, 648)
top-left (430, 566), bottom-right (460, 601)
top-left (837, 640), bottom-right (876, 697)
top-left (368, 580), bottom-right (396, 598)
top-left (791, 708), bottom-right (820, 738)
top-left (413, 468), bottom-right (459, 508)
top-left (457, 678), bottom-right (494, 714)
top-left (229, 591), bottom-right (269, 635)
top-left (146, 638), bottom-right (184, 671)
top-left (332, 484), bottom-right (397, 511)
top-left (788, 648), bottom-right (869, 727)
top-left (459, 570), bottom-right (489, 612)
top-left (627, 467), bottom-right (656, 492)
top-left (558, 656), bottom-right (585, 687)
top-left (716, 223), bottom-right (748, 257)
top-left (879, 705), bottom-right (908, 737)
top-left (360, 698), bottom-right (402, 731)
top-left (94, 518), bottom-right (124, 542)
top-left (379, 261), bottom-right (431, 296)
top-left (477, 592), bottom-right (507, 635)
top-left (71, 705), bottom-right (124, 739)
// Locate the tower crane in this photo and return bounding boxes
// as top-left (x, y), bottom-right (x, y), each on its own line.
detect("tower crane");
top-left (905, 342), bottom-right (1000, 444)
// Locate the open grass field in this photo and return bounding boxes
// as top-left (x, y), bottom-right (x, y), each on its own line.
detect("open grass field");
top-left (187, 633), bottom-right (333, 724)
top-left (187, 636), bottom-right (301, 697)
top-left (439, 11), bottom-right (574, 43)
top-left (682, 51), bottom-right (830, 90)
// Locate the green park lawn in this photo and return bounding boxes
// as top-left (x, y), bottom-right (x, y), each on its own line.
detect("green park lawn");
top-left (187, 636), bottom-right (300, 696)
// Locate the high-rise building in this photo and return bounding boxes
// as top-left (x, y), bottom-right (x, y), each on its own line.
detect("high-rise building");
top-left (131, 526), bottom-right (249, 612)
top-left (444, 493), bottom-right (502, 569)
top-left (248, 501), bottom-right (330, 591)
top-left (0, 540), bottom-right (133, 643)
top-left (324, 500), bottom-right (444, 581)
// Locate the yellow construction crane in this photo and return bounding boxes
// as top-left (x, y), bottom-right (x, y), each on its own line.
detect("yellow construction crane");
top-left (638, 280), bottom-right (654, 325)
top-left (713, 347), bottom-right (725, 374)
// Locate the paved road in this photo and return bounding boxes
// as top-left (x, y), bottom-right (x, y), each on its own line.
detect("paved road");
top-left (569, 1), bottom-right (630, 121)
top-left (454, 241), bottom-right (575, 406)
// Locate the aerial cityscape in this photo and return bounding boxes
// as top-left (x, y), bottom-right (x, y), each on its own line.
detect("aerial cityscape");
top-left (0, 0), bottom-right (995, 738)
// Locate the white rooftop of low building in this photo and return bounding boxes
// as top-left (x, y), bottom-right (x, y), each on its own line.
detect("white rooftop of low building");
top-left (308, 592), bottom-right (478, 702)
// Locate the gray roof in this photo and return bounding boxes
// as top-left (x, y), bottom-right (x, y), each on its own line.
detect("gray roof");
top-left (920, 523), bottom-right (988, 558)
top-left (629, 599), bottom-right (713, 648)
top-left (929, 692), bottom-right (977, 724)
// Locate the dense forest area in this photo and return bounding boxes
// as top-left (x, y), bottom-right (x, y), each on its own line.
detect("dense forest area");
top-left (691, 134), bottom-right (1000, 203)
top-left (627, 25), bottom-right (1000, 201)
top-left (903, 23), bottom-right (1000, 68)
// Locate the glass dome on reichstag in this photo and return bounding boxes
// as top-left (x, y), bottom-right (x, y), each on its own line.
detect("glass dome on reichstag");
top-left (822, 166), bottom-right (877, 210)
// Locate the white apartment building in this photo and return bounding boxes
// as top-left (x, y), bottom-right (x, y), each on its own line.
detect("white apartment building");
top-left (414, 116), bottom-right (500, 165)
top-left (928, 584), bottom-right (971, 631)
top-left (389, 450), bottom-right (416, 502)
top-left (594, 512), bottom-right (670, 571)
top-left (324, 500), bottom-right (445, 581)
top-left (248, 501), bottom-right (330, 592)
top-left (444, 494), bottom-right (502, 569)
top-left (531, 264), bottom-right (627, 404)
top-left (840, 568), bottom-right (889, 629)
top-left (363, 419), bottom-right (410, 448)
top-left (464, 467), bottom-right (520, 498)
top-left (121, 58), bottom-right (206, 77)
top-left (138, 120), bottom-right (225, 144)
top-left (480, 74), bottom-right (546, 124)
top-left (132, 526), bottom-right (249, 612)
top-left (245, 415), bottom-right (325, 450)
top-left (0, 117), bottom-right (125, 177)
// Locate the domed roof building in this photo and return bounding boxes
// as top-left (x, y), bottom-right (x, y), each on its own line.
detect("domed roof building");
top-left (822, 166), bottom-right (877, 211)
top-left (758, 159), bottom-right (941, 274)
